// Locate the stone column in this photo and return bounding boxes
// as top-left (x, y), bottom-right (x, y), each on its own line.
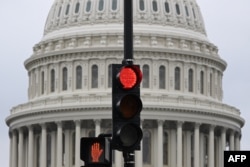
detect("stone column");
top-left (9, 132), bottom-right (13, 167)
top-left (64, 130), bottom-right (70, 167)
top-left (185, 131), bottom-right (191, 167)
top-left (208, 125), bottom-right (215, 167)
top-left (57, 122), bottom-right (63, 167)
top-left (12, 130), bottom-right (18, 167)
top-left (221, 128), bottom-right (226, 167)
top-left (177, 122), bottom-right (183, 167)
top-left (235, 133), bottom-right (241, 150)
top-left (51, 131), bottom-right (57, 167)
top-left (170, 129), bottom-right (176, 167)
top-left (75, 120), bottom-right (81, 167)
top-left (41, 124), bottom-right (47, 167)
top-left (18, 128), bottom-right (24, 167)
top-left (115, 151), bottom-right (122, 167)
top-left (194, 123), bottom-right (200, 167)
top-left (28, 126), bottom-right (34, 167)
top-left (229, 130), bottom-right (235, 151)
top-left (95, 119), bottom-right (101, 137)
top-left (199, 133), bottom-right (204, 167)
top-left (157, 120), bottom-right (163, 167)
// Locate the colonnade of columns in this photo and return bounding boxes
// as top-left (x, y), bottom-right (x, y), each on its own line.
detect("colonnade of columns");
top-left (9, 119), bottom-right (241, 167)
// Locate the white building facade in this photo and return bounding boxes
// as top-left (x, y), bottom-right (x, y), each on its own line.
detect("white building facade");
top-left (6, 0), bottom-right (244, 167)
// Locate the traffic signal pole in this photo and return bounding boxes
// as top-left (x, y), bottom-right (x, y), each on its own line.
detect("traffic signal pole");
top-left (123, 0), bottom-right (133, 65)
top-left (123, 1), bottom-right (135, 167)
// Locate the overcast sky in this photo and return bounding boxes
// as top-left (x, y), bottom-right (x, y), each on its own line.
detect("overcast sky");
top-left (1, 0), bottom-right (250, 166)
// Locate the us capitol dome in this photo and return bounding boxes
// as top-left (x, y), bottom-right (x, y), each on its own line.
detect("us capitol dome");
top-left (6, 0), bottom-right (244, 167)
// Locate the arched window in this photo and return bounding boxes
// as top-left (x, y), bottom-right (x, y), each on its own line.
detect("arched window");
top-left (175, 67), bottom-right (181, 90)
top-left (188, 69), bottom-right (193, 92)
top-left (200, 71), bottom-right (204, 94)
top-left (62, 67), bottom-right (68, 91)
top-left (152, 0), bottom-right (158, 12)
top-left (108, 64), bottom-right (112, 88)
top-left (41, 71), bottom-right (45, 94)
top-left (143, 130), bottom-right (151, 164)
top-left (91, 65), bottom-right (98, 88)
top-left (139, 0), bottom-right (145, 11)
top-left (98, 0), bottom-right (104, 11)
top-left (192, 8), bottom-right (196, 19)
top-left (175, 3), bottom-right (181, 15)
top-left (185, 5), bottom-right (189, 16)
top-left (111, 0), bottom-right (117, 11)
top-left (58, 6), bottom-right (62, 17)
top-left (142, 65), bottom-right (149, 88)
top-left (164, 1), bottom-right (170, 13)
top-left (210, 73), bottom-right (213, 96)
top-left (65, 4), bottom-right (70, 15)
top-left (50, 69), bottom-right (55, 92)
top-left (86, 0), bottom-right (92, 12)
top-left (159, 66), bottom-right (166, 89)
top-left (76, 66), bottom-right (82, 89)
top-left (163, 131), bottom-right (169, 165)
top-left (75, 2), bottom-right (80, 13)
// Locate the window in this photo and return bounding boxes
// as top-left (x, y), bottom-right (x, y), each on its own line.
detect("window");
top-left (50, 69), bottom-right (55, 92)
top-left (188, 69), bottom-right (193, 92)
top-left (152, 0), bottom-right (158, 12)
top-left (111, 0), bottom-right (117, 11)
top-left (185, 5), bottom-right (189, 16)
top-left (86, 0), bottom-right (91, 12)
top-left (41, 71), bottom-right (45, 94)
top-left (142, 65), bottom-right (149, 88)
top-left (210, 73), bottom-right (213, 96)
top-left (91, 65), bottom-right (98, 88)
top-left (159, 66), bottom-right (166, 89)
top-left (58, 6), bottom-right (62, 17)
top-left (139, 0), bottom-right (145, 11)
top-left (163, 131), bottom-right (169, 165)
top-left (65, 4), bottom-right (70, 15)
top-left (164, 1), bottom-right (170, 13)
top-left (175, 3), bottom-right (181, 15)
top-left (75, 2), bottom-right (80, 13)
top-left (76, 66), bottom-right (82, 89)
top-left (175, 67), bottom-right (181, 90)
top-left (98, 0), bottom-right (104, 11)
top-left (108, 64), bottom-right (112, 88)
top-left (200, 71), bottom-right (204, 94)
top-left (143, 130), bottom-right (151, 164)
top-left (192, 8), bottom-right (196, 18)
top-left (62, 67), bottom-right (68, 91)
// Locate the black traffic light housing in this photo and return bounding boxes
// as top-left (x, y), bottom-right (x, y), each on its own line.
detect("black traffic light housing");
top-left (80, 137), bottom-right (111, 167)
top-left (112, 64), bottom-right (143, 152)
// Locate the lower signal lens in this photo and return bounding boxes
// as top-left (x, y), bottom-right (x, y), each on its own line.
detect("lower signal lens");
top-left (119, 124), bottom-right (142, 148)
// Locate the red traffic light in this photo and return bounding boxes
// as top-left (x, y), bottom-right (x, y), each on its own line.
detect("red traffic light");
top-left (118, 65), bottom-right (142, 89)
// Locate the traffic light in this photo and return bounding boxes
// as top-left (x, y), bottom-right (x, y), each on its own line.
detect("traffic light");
top-left (112, 64), bottom-right (143, 152)
top-left (80, 137), bottom-right (111, 167)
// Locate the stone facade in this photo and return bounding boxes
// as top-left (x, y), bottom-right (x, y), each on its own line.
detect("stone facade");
top-left (6, 0), bottom-right (244, 167)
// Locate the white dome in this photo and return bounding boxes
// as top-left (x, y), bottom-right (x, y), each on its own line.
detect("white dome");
top-left (43, 0), bottom-right (207, 41)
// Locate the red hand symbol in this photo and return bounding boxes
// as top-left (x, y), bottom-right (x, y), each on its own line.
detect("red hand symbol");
top-left (91, 142), bottom-right (103, 162)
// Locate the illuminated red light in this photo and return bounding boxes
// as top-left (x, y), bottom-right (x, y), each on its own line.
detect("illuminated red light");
top-left (118, 66), bottom-right (142, 89)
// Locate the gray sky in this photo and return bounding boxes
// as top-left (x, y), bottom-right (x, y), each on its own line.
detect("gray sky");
top-left (1, 0), bottom-right (250, 166)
